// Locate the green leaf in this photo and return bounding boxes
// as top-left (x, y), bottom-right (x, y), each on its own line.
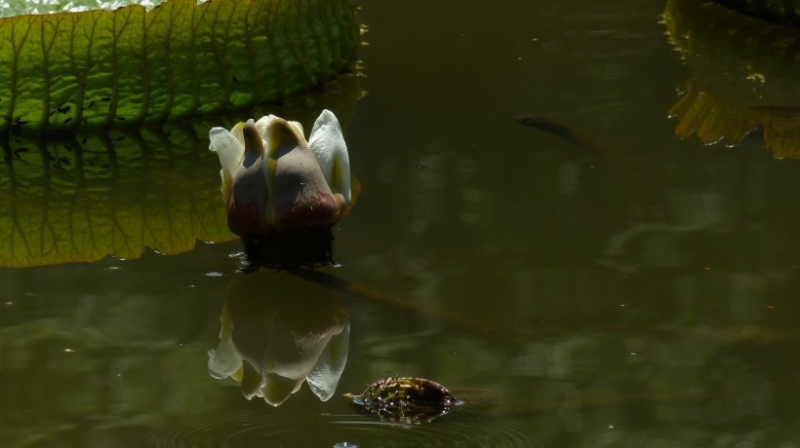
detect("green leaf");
top-left (0, 0), bottom-right (360, 133)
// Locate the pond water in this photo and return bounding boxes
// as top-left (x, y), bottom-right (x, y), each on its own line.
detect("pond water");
top-left (4, 0), bottom-right (800, 446)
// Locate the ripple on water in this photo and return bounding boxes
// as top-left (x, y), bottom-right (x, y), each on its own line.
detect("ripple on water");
top-left (147, 409), bottom-right (537, 448)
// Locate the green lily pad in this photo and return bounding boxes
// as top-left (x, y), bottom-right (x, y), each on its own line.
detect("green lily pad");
top-left (0, 0), bottom-right (361, 133)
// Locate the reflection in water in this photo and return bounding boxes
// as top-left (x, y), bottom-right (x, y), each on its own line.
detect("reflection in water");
top-left (0, 126), bottom-right (235, 267)
top-left (0, 73), bottom-right (363, 268)
top-left (665, 0), bottom-right (800, 158)
top-left (207, 271), bottom-right (350, 406)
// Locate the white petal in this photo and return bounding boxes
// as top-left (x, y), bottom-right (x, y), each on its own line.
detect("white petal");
top-left (230, 121), bottom-right (245, 147)
top-left (305, 322), bottom-right (350, 402)
top-left (241, 362), bottom-right (265, 401)
top-left (209, 125), bottom-right (245, 182)
top-left (254, 115), bottom-right (278, 140)
top-left (262, 373), bottom-right (304, 407)
top-left (288, 120), bottom-right (304, 137)
top-left (207, 335), bottom-right (242, 380)
top-left (308, 109), bottom-right (351, 204)
top-left (257, 115), bottom-right (310, 150)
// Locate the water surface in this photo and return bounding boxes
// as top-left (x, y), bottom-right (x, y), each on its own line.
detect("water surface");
top-left (3, 0), bottom-right (800, 446)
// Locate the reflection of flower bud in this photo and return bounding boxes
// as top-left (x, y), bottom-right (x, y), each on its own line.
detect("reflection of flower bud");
top-left (208, 110), bottom-right (354, 236)
top-left (207, 271), bottom-right (350, 406)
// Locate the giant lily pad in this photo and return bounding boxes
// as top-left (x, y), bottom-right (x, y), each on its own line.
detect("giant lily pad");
top-left (0, 0), bottom-right (361, 133)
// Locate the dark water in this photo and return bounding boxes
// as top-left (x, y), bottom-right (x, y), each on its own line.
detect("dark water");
top-left (3, 0), bottom-right (800, 446)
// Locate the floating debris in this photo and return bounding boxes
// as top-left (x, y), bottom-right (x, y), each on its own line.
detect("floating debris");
top-left (344, 377), bottom-right (463, 424)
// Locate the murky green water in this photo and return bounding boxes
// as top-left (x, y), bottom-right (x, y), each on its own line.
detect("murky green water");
top-left (3, 0), bottom-right (800, 446)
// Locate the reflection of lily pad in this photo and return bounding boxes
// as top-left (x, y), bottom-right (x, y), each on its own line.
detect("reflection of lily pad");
top-left (0, 125), bottom-right (234, 267)
top-left (664, 0), bottom-right (800, 158)
top-left (0, 0), bottom-right (361, 133)
top-left (0, 74), bottom-right (363, 268)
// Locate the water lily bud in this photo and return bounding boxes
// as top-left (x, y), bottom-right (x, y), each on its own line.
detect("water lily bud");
top-left (208, 109), bottom-right (355, 237)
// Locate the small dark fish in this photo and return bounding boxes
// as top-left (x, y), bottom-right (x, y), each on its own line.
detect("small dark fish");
top-left (515, 114), bottom-right (610, 155)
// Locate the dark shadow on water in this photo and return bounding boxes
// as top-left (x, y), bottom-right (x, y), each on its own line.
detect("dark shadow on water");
top-left (239, 226), bottom-right (336, 272)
